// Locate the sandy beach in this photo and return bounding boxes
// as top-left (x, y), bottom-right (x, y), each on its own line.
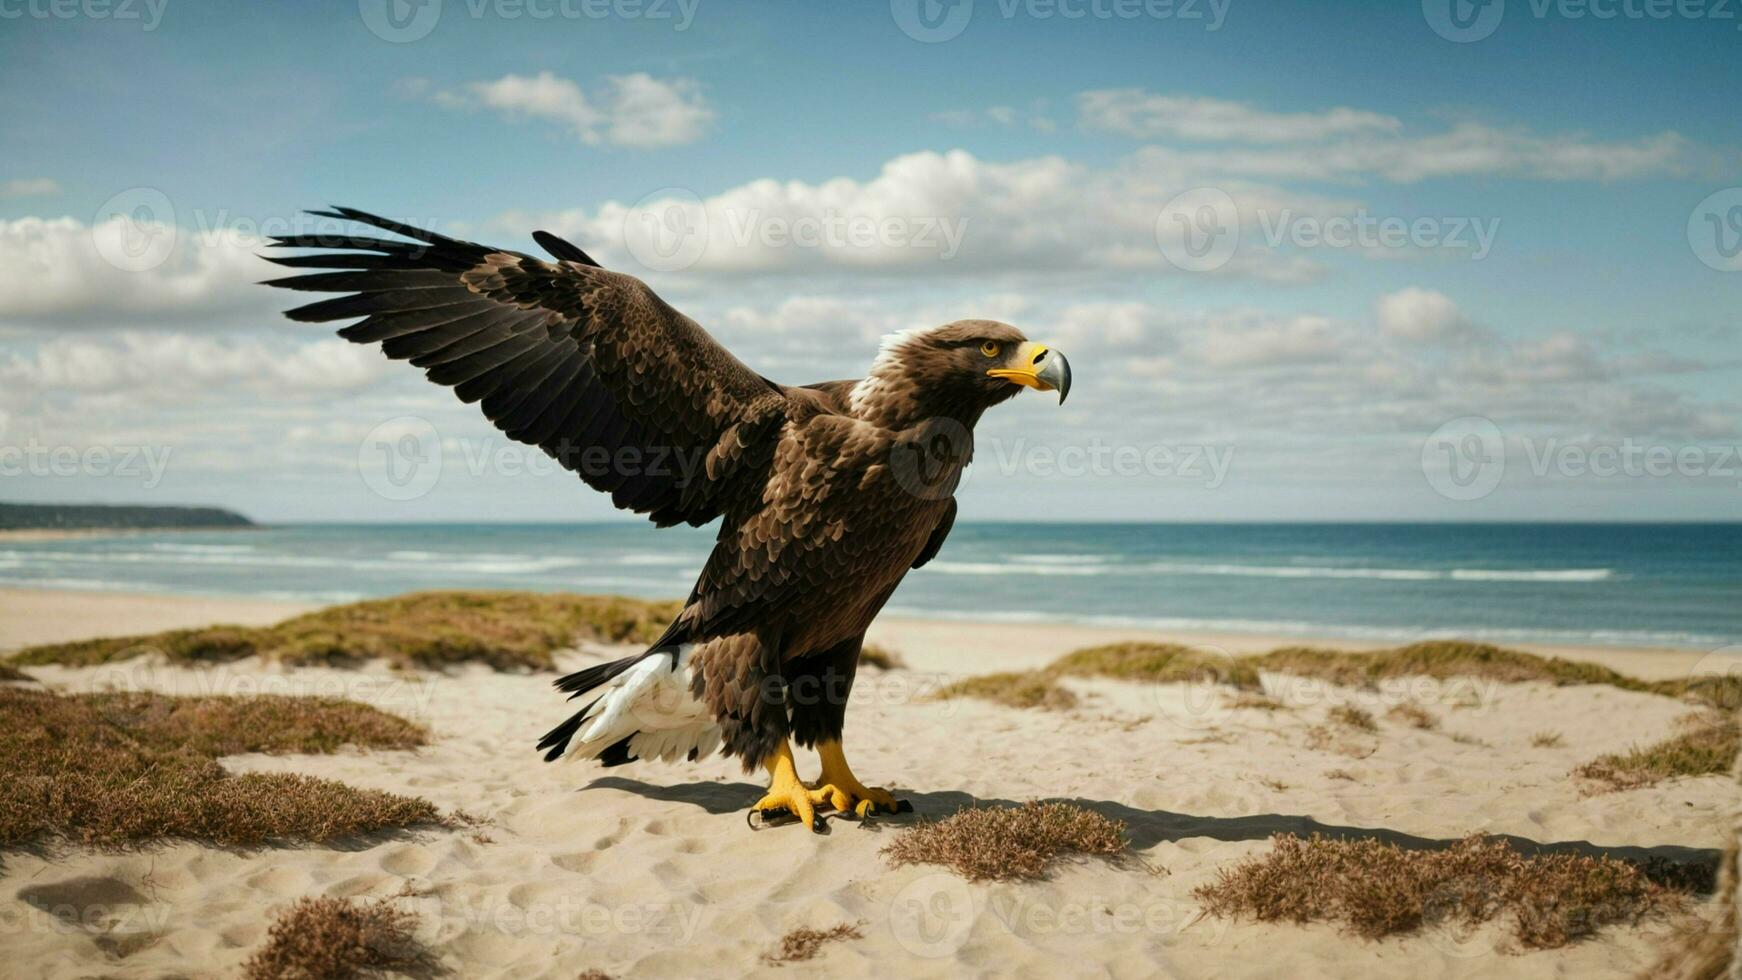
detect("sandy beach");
top-left (1, 587), bottom-right (1732, 978)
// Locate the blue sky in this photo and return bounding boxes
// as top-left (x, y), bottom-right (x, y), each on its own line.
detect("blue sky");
top-left (1, 0), bottom-right (1739, 521)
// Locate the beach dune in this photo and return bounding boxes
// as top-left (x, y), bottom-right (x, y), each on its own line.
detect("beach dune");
top-left (0, 588), bottom-right (1732, 978)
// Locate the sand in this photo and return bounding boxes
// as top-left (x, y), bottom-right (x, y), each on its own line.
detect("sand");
top-left (1, 588), bottom-right (1733, 978)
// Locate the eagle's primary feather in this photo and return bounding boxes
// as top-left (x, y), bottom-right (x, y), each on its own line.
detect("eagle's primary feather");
top-left (264, 208), bottom-right (1071, 819)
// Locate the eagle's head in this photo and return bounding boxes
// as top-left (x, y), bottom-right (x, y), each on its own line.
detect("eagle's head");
top-left (850, 319), bottom-right (1072, 427)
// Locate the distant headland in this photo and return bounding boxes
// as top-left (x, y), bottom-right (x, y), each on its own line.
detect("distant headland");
top-left (0, 503), bottom-right (256, 532)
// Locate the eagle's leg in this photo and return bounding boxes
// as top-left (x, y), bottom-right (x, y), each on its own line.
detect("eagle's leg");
top-left (751, 740), bottom-right (825, 830)
top-left (812, 738), bottom-right (901, 817)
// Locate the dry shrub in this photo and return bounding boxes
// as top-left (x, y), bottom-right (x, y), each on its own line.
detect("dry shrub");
top-left (858, 644), bottom-right (905, 670)
top-left (1530, 731), bottom-right (1564, 748)
top-left (1330, 706), bottom-right (1378, 731)
top-left (9, 591), bottom-right (682, 671)
top-left (1050, 643), bottom-right (1261, 690)
top-left (934, 671), bottom-right (1077, 710)
top-left (882, 802), bottom-right (1128, 881)
top-left (1386, 704), bottom-right (1437, 730)
top-left (1227, 693), bottom-right (1286, 711)
top-left (0, 688), bottom-right (438, 849)
top-left (0, 662), bottom-right (33, 682)
top-left (243, 896), bottom-right (436, 980)
top-left (1575, 714), bottom-right (1739, 791)
top-left (765, 923), bottom-right (863, 964)
top-left (1196, 833), bottom-right (1682, 950)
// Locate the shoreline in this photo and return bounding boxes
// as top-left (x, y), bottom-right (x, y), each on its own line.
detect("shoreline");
top-left (0, 586), bottom-right (1716, 681)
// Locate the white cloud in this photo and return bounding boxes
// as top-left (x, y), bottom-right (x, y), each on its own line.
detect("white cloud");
top-left (1376, 287), bottom-right (1478, 344)
top-left (1126, 124), bottom-right (1693, 183)
top-left (1, 177), bottom-right (61, 198)
top-left (0, 217), bottom-right (274, 326)
top-left (506, 148), bottom-right (1345, 282)
top-left (1, 333), bottom-right (386, 398)
top-left (432, 71), bottom-right (713, 148)
top-left (1079, 90), bottom-right (1401, 143)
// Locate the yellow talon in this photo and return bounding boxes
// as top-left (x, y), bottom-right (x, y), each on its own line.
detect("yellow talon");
top-left (753, 741), bottom-right (818, 830)
top-left (813, 739), bottom-right (901, 816)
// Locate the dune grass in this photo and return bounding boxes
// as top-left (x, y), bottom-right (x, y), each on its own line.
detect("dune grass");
top-left (1195, 833), bottom-right (1682, 950)
top-left (1330, 706), bottom-right (1378, 731)
top-left (1049, 642), bottom-right (1262, 689)
top-left (1252, 641), bottom-right (1740, 712)
top-left (1385, 704), bottom-right (1438, 730)
top-left (0, 662), bottom-right (33, 683)
top-left (765, 923), bottom-right (864, 964)
top-left (7, 591), bottom-right (682, 672)
top-left (1574, 714), bottom-right (1740, 791)
top-left (882, 802), bottom-right (1128, 881)
top-left (933, 671), bottom-right (1078, 710)
top-left (859, 644), bottom-right (905, 671)
top-left (0, 688), bottom-right (438, 849)
top-left (243, 896), bottom-right (437, 980)
top-left (928, 638), bottom-right (1741, 721)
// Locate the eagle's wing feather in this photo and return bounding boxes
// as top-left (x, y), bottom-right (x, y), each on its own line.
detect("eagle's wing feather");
top-left (911, 497), bottom-right (956, 569)
top-left (264, 207), bottom-right (791, 527)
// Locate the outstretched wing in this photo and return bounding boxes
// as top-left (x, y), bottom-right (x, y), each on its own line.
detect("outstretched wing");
top-left (264, 207), bottom-right (792, 527)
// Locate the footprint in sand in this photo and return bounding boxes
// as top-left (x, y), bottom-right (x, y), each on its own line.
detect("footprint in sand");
top-left (378, 844), bottom-right (437, 876)
top-left (18, 876), bottom-right (166, 959)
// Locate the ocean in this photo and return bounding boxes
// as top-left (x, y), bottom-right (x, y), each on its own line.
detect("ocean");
top-left (3, 523), bottom-right (1739, 651)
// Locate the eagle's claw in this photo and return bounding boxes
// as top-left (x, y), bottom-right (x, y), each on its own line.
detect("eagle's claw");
top-left (810, 780), bottom-right (902, 818)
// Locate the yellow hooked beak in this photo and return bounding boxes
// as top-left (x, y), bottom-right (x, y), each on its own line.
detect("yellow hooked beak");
top-left (987, 341), bottom-right (1073, 404)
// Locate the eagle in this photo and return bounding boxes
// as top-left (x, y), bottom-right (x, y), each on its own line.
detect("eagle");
top-left (264, 208), bottom-right (1071, 830)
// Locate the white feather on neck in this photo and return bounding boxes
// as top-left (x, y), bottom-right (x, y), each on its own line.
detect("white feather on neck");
top-left (848, 327), bottom-right (930, 416)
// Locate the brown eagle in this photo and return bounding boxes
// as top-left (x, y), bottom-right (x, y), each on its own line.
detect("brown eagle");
top-left (265, 208), bottom-right (1071, 830)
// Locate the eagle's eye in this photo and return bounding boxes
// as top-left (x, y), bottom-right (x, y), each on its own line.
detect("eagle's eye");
top-left (980, 341), bottom-right (1001, 358)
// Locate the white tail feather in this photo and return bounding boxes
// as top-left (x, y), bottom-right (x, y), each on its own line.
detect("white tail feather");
top-left (564, 645), bottom-right (720, 765)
